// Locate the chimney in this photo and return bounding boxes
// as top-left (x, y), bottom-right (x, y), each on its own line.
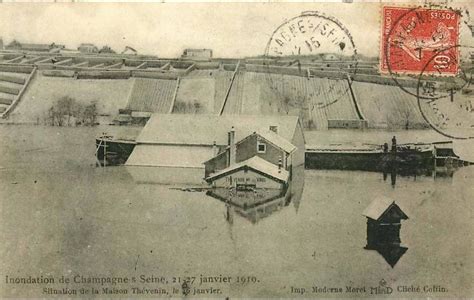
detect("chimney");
top-left (228, 127), bottom-right (236, 165)
top-left (270, 125), bottom-right (278, 134)
top-left (278, 158), bottom-right (282, 173)
top-left (212, 141), bottom-right (219, 156)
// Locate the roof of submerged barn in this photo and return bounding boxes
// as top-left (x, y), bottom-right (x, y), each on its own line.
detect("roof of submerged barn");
top-left (136, 114), bottom-right (302, 146)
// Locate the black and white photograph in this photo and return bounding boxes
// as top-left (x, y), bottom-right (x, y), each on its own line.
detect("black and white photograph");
top-left (0, 1), bottom-right (473, 298)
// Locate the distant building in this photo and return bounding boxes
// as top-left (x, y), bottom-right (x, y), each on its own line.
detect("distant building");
top-left (181, 48), bottom-right (213, 60)
top-left (5, 40), bottom-right (64, 52)
top-left (78, 43), bottom-right (99, 53)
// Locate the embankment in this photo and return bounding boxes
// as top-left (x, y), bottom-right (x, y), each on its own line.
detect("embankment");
top-left (2, 66), bottom-right (435, 130)
top-left (7, 73), bottom-right (133, 124)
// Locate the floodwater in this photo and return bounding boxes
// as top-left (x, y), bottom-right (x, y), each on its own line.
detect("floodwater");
top-left (0, 125), bottom-right (473, 298)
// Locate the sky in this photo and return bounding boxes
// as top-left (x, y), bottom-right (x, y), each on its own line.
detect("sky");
top-left (0, 2), bottom-right (472, 58)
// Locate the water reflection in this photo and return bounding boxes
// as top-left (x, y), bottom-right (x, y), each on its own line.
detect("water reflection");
top-left (382, 165), bottom-right (458, 188)
top-left (374, 245), bottom-right (409, 268)
top-left (206, 166), bottom-right (305, 224)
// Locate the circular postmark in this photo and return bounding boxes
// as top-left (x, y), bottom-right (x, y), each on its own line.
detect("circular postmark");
top-left (262, 11), bottom-right (358, 127)
top-left (416, 44), bottom-right (474, 139)
top-left (381, 5), bottom-right (473, 139)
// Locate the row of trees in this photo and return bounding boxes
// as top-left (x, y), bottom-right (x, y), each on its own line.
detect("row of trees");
top-left (47, 96), bottom-right (98, 126)
top-left (173, 100), bottom-right (203, 114)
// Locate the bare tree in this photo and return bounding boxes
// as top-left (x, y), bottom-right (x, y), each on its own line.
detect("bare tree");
top-left (46, 97), bottom-right (98, 126)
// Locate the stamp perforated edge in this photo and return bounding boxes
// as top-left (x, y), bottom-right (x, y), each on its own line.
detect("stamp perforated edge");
top-left (379, 5), bottom-right (462, 78)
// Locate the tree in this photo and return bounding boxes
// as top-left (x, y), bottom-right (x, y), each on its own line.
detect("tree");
top-left (56, 96), bottom-right (76, 126)
top-left (45, 97), bottom-right (98, 126)
top-left (99, 45), bottom-right (116, 54)
top-left (83, 102), bottom-right (98, 126)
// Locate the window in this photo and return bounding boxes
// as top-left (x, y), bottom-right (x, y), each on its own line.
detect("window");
top-left (257, 142), bottom-right (266, 153)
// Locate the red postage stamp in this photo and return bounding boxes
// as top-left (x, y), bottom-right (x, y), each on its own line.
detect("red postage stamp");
top-left (380, 6), bottom-right (460, 76)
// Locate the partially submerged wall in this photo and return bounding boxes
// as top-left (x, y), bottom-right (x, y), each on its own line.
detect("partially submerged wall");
top-left (2, 64), bottom-right (440, 130)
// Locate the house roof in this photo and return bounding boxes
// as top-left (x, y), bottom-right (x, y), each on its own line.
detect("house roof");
top-left (362, 196), bottom-right (408, 221)
top-left (126, 144), bottom-right (214, 168)
top-left (136, 114), bottom-right (300, 146)
top-left (203, 130), bottom-right (296, 165)
top-left (253, 130), bottom-right (296, 154)
top-left (206, 156), bottom-right (289, 183)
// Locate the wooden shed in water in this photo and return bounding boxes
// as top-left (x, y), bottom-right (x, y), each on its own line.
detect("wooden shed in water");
top-left (362, 196), bottom-right (409, 249)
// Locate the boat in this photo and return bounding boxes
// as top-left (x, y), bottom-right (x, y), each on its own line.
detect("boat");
top-left (305, 141), bottom-right (469, 172)
top-left (95, 135), bottom-right (136, 166)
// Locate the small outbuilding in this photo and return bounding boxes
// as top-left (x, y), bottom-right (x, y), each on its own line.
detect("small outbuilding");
top-left (181, 48), bottom-right (213, 61)
top-left (78, 43), bottom-right (99, 53)
top-left (362, 196), bottom-right (408, 249)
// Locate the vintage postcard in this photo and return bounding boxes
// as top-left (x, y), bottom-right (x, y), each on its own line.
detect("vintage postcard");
top-left (0, 1), bottom-right (473, 298)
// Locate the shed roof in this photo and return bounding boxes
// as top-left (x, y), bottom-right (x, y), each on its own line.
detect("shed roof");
top-left (206, 156), bottom-right (289, 183)
top-left (136, 114), bottom-right (300, 146)
top-left (362, 196), bottom-right (408, 221)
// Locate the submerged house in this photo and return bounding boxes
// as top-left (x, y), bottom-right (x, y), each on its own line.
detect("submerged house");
top-left (125, 114), bottom-right (305, 184)
top-left (204, 129), bottom-right (297, 178)
top-left (206, 156), bottom-right (289, 190)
